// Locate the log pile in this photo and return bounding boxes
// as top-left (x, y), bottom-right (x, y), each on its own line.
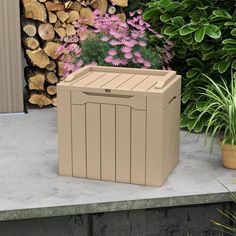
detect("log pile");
top-left (21, 0), bottom-right (128, 107)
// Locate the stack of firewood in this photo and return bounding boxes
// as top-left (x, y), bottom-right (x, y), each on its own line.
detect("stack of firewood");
top-left (21, 0), bottom-right (128, 107)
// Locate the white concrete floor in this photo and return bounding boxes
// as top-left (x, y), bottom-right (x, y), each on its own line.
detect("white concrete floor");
top-left (0, 108), bottom-right (236, 221)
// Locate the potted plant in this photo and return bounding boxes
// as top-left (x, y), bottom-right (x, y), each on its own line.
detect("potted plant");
top-left (190, 74), bottom-right (236, 169)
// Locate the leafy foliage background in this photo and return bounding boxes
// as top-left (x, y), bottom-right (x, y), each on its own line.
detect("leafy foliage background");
top-left (143, 0), bottom-right (236, 132)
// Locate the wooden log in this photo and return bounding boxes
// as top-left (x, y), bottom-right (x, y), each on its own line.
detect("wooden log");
top-left (57, 10), bottom-right (69, 23)
top-left (38, 23), bottom-right (55, 41)
top-left (46, 85), bottom-right (57, 96)
top-left (111, 0), bottom-right (128, 7)
top-left (22, 20), bottom-right (37, 37)
top-left (66, 24), bottom-right (76, 36)
top-left (91, 0), bottom-right (108, 15)
top-left (108, 5), bottom-right (116, 14)
top-left (80, 7), bottom-right (94, 25)
top-left (117, 13), bottom-right (126, 22)
top-left (46, 61), bottom-right (57, 71)
top-left (54, 20), bottom-right (62, 28)
top-left (48, 12), bottom-right (57, 24)
top-left (55, 27), bottom-right (67, 39)
top-left (44, 42), bottom-right (61, 59)
top-left (46, 71), bottom-right (58, 83)
top-left (66, 10), bottom-right (80, 24)
top-left (22, 0), bottom-right (47, 22)
top-left (23, 36), bottom-right (40, 50)
top-left (25, 67), bottom-right (45, 91)
top-left (29, 93), bottom-right (53, 107)
top-left (45, 1), bottom-right (65, 11)
top-left (70, 2), bottom-right (82, 11)
top-left (65, 1), bottom-right (73, 9)
top-left (26, 48), bottom-right (50, 68)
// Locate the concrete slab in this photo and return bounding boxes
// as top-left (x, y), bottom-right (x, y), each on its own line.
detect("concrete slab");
top-left (0, 109), bottom-right (235, 221)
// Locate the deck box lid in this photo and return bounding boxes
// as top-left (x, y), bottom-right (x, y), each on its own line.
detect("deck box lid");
top-left (60, 66), bottom-right (179, 94)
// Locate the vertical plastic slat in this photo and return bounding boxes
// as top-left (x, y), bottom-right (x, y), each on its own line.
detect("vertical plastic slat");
top-left (86, 103), bottom-right (101, 180)
top-left (116, 106), bottom-right (131, 183)
top-left (72, 105), bottom-right (87, 178)
top-left (131, 109), bottom-right (146, 185)
top-left (57, 90), bottom-right (73, 176)
top-left (101, 104), bottom-right (116, 181)
top-left (146, 97), bottom-right (163, 186)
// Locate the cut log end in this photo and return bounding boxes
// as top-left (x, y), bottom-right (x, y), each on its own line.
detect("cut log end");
top-left (29, 93), bottom-right (53, 108)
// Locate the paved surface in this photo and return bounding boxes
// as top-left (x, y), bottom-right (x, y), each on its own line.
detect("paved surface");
top-left (0, 109), bottom-right (236, 221)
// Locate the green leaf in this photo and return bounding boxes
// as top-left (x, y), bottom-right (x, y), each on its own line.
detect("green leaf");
top-left (159, 0), bottom-right (171, 8)
top-left (231, 29), bottom-right (236, 36)
top-left (196, 101), bottom-right (208, 111)
top-left (234, 72), bottom-right (236, 79)
top-left (211, 10), bottom-right (232, 20)
top-left (186, 57), bottom-right (203, 68)
top-left (182, 89), bottom-right (192, 103)
top-left (165, 2), bottom-right (181, 11)
top-left (186, 68), bottom-right (200, 78)
top-left (180, 25), bottom-right (196, 36)
top-left (205, 25), bottom-right (221, 39)
top-left (160, 15), bottom-right (170, 22)
top-left (222, 39), bottom-right (236, 45)
top-left (171, 16), bottom-right (184, 27)
top-left (194, 26), bottom-right (206, 42)
top-left (163, 26), bottom-right (178, 36)
top-left (232, 60), bottom-right (236, 69)
top-left (218, 59), bottom-right (231, 74)
top-left (180, 116), bottom-right (189, 128)
top-left (182, 34), bottom-right (193, 45)
top-left (187, 119), bottom-right (196, 131)
top-left (202, 51), bottom-right (221, 61)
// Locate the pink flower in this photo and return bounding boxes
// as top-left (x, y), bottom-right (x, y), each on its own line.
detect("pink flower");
top-left (111, 58), bottom-right (121, 66)
top-left (105, 56), bottom-right (114, 63)
top-left (137, 57), bottom-right (145, 63)
top-left (120, 59), bottom-right (128, 65)
top-left (121, 46), bottom-right (131, 53)
top-left (108, 49), bottom-right (117, 56)
top-left (139, 41), bottom-right (147, 47)
top-left (144, 60), bottom-right (151, 68)
top-left (134, 52), bottom-right (142, 58)
top-left (109, 40), bottom-right (121, 46)
top-left (124, 53), bottom-right (133, 59)
top-left (101, 36), bottom-right (110, 42)
top-left (75, 60), bottom-right (83, 69)
top-left (137, 9), bottom-right (143, 15)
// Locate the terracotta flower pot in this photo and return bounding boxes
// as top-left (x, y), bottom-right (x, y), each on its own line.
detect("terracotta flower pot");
top-left (221, 143), bottom-right (236, 169)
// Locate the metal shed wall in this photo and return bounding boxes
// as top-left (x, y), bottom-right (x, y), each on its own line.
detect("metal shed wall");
top-left (0, 0), bottom-right (24, 113)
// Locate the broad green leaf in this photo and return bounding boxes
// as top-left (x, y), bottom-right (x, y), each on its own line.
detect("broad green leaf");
top-left (218, 59), bottom-right (231, 74)
top-left (196, 101), bottom-right (209, 111)
top-left (160, 15), bottom-right (170, 22)
top-left (232, 60), bottom-right (236, 69)
top-left (159, 0), bottom-right (171, 8)
top-left (206, 25), bottom-right (221, 39)
top-left (165, 2), bottom-right (181, 11)
top-left (202, 51), bottom-right (221, 61)
top-left (171, 16), bottom-right (184, 27)
top-left (186, 68), bottom-right (200, 78)
top-left (163, 26), bottom-right (178, 36)
top-left (182, 89), bottom-right (192, 103)
top-left (231, 29), bottom-right (236, 36)
top-left (187, 119), bottom-right (196, 131)
top-left (222, 39), bottom-right (236, 45)
top-left (182, 34), bottom-right (193, 45)
top-left (180, 116), bottom-right (189, 128)
top-left (187, 57), bottom-right (203, 68)
top-left (180, 25), bottom-right (196, 36)
top-left (194, 26), bottom-right (206, 42)
top-left (212, 10), bottom-right (232, 19)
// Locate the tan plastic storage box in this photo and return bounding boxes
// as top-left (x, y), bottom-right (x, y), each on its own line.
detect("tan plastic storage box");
top-left (57, 66), bottom-right (181, 186)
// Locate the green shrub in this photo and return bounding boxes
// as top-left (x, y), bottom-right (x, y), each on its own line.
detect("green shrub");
top-left (143, 0), bottom-right (236, 132)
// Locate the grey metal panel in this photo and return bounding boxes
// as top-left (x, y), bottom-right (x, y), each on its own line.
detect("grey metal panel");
top-left (0, 0), bottom-right (24, 113)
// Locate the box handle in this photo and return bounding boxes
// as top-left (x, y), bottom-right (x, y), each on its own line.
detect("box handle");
top-left (83, 92), bottom-right (134, 99)
top-left (168, 96), bottom-right (176, 105)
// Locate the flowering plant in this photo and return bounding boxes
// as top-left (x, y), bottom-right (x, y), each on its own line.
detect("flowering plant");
top-left (58, 10), bottom-right (173, 77)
